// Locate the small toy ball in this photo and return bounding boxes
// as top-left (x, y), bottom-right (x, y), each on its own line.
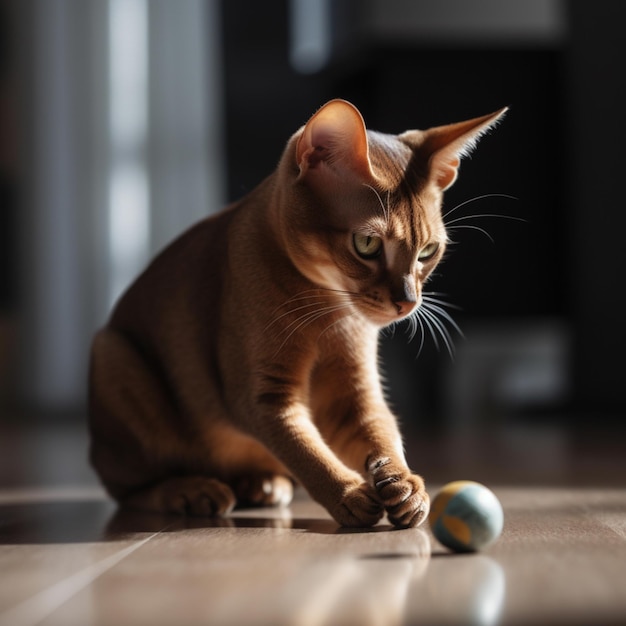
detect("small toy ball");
top-left (428, 481), bottom-right (504, 552)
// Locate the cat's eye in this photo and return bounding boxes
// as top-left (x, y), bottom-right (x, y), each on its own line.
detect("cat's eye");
top-left (353, 233), bottom-right (383, 260)
top-left (418, 242), bottom-right (440, 261)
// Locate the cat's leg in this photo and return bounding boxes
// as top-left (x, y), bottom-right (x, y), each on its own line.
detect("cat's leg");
top-left (311, 357), bottom-right (429, 529)
top-left (336, 424), bottom-right (429, 528)
top-left (90, 330), bottom-right (237, 516)
top-left (281, 443), bottom-right (383, 528)
top-left (333, 416), bottom-right (429, 528)
top-left (245, 374), bottom-right (383, 527)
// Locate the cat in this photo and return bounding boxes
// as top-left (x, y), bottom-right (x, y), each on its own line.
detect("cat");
top-left (89, 99), bottom-right (506, 528)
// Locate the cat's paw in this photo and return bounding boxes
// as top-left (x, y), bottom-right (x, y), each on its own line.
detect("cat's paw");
top-left (124, 476), bottom-right (236, 517)
top-left (234, 474), bottom-right (294, 508)
top-left (163, 476), bottom-right (236, 516)
top-left (367, 457), bottom-right (430, 528)
top-left (330, 481), bottom-right (384, 528)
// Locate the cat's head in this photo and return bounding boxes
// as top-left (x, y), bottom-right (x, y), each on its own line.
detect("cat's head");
top-left (278, 99), bottom-right (506, 328)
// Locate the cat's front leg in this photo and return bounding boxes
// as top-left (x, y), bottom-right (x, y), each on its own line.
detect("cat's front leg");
top-left (335, 420), bottom-right (430, 528)
top-left (312, 365), bottom-right (430, 528)
top-left (270, 415), bottom-right (384, 528)
top-left (246, 391), bottom-right (383, 527)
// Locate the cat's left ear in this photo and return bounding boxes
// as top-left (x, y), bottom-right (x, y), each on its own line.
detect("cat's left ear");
top-left (296, 99), bottom-right (374, 182)
top-left (405, 107), bottom-right (508, 191)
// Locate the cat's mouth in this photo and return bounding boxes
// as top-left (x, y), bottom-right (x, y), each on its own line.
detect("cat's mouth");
top-left (357, 296), bottom-right (419, 327)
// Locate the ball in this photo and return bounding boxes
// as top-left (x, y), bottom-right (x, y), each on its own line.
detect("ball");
top-left (428, 481), bottom-right (504, 552)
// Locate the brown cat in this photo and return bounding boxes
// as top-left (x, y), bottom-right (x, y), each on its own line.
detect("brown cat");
top-left (89, 99), bottom-right (506, 528)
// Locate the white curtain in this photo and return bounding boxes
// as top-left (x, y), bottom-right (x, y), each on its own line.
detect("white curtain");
top-left (19, 0), bottom-right (225, 411)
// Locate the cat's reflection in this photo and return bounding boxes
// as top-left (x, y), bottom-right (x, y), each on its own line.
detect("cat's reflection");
top-left (104, 503), bottom-right (415, 536)
top-left (104, 505), bottom-right (296, 536)
top-left (103, 507), bottom-right (504, 626)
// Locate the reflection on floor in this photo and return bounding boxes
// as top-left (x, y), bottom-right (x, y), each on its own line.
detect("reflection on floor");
top-left (0, 421), bottom-right (625, 625)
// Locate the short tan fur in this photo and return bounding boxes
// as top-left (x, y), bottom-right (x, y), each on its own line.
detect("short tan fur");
top-left (89, 99), bottom-right (506, 528)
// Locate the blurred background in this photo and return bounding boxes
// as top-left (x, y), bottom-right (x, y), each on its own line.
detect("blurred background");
top-left (1, 0), bottom-right (624, 487)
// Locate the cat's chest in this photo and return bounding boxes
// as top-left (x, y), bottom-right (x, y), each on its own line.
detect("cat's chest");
top-left (308, 317), bottom-right (378, 384)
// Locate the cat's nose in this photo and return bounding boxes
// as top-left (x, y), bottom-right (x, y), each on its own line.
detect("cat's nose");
top-left (394, 300), bottom-right (417, 317)
top-left (393, 274), bottom-right (418, 316)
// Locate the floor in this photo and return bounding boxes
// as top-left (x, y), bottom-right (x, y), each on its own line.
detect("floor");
top-left (1, 422), bottom-right (625, 626)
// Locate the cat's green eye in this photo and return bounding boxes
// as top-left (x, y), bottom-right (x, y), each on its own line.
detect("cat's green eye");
top-left (418, 242), bottom-right (440, 261)
top-left (353, 233), bottom-right (383, 260)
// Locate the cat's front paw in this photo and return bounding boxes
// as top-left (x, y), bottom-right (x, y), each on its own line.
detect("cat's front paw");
top-left (330, 481), bottom-right (384, 528)
top-left (367, 457), bottom-right (430, 528)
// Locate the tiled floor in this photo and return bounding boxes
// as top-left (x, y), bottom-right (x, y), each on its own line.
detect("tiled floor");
top-left (1, 422), bottom-right (625, 625)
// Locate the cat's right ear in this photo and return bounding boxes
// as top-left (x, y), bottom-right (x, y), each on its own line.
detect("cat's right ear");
top-left (296, 100), bottom-right (374, 182)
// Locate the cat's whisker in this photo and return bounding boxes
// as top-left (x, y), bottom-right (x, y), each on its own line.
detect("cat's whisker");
top-left (445, 213), bottom-right (526, 227)
top-left (265, 294), bottom-right (351, 331)
top-left (401, 293), bottom-right (463, 359)
top-left (413, 312), bottom-right (426, 358)
top-left (419, 304), bottom-right (456, 359)
top-left (443, 195), bottom-right (523, 245)
top-left (404, 315), bottom-right (415, 342)
top-left (422, 293), bottom-right (462, 310)
top-left (422, 299), bottom-right (464, 337)
top-left (271, 289), bottom-right (343, 310)
top-left (411, 316), bottom-right (421, 345)
top-left (320, 287), bottom-right (363, 299)
top-left (442, 193), bottom-right (519, 221)
top-left (422, 294), bottom-right (461, 314)
top-left (273, 301), bottom-right (354, 356)
top-left (403, 308), bottom-right (433, 359)
top-left (266, 290), bottom-right (329, 324)
top-left (415, 306), bottom-right (440, 352)
top-left (363, 183), bottom-right (390, 225)
top-left (400, 312), bottom-right (418, 344)
top-left (266, 288), bottom-right (355, 331)
top-left (274, 306), bottom-right (352, 356)
top-left (434, 308), bottom-right (463, 338)
top-left (281, 302), bottom-right (352, 335)
top-left (447, 224), bottom-right (495, 243)
top-left (384, 320), bottom-right (399, 340)
top-left (274, 287), bottom-right (355, 305)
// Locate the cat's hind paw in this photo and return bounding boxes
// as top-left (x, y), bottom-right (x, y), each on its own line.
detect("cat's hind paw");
top-left (122, 476), bottom-right (236, 517)
top-left (234, 474), bottom-right (294, 508)
top-left (367, 458), bottom-right (430, 528)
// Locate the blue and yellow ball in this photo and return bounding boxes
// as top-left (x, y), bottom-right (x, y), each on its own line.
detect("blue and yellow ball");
top-left (428, 481), bottom-right (504, 552)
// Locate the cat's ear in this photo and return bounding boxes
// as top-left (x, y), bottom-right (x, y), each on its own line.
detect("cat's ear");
top-left (405, 108), bottom-right (508, 191)
top-left (296, 99), bottom-right (374, 182)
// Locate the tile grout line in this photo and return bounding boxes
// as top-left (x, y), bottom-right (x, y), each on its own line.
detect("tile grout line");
top-left (0, 531), bottom-right (162, 626)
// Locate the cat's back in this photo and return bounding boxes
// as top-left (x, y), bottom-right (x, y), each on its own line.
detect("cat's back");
top-left (107, 204), bottom-right (238, 338)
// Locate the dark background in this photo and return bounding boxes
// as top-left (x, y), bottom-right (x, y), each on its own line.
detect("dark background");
top-left (1, 0), bottom-right (624, 452)
top-left (219, 0), bottom-right (625, 435)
